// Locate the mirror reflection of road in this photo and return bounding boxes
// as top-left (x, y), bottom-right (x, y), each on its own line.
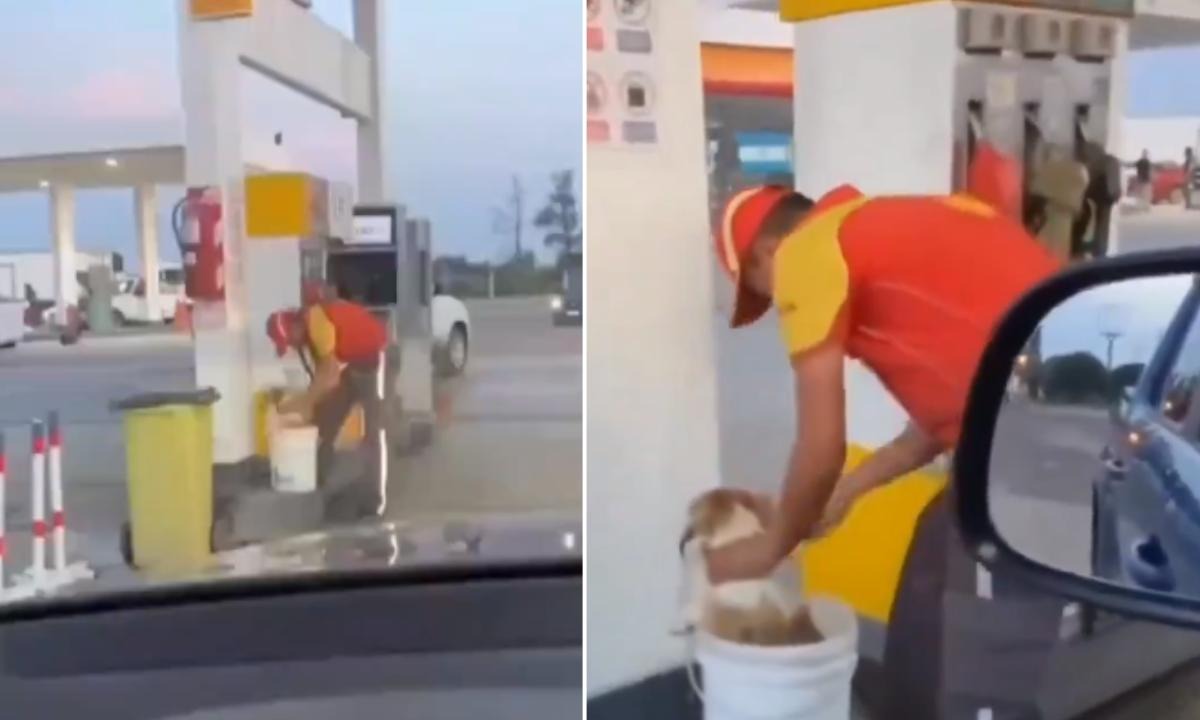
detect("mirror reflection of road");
top-left (0, 296), bottom-right (580, 589)
top-left (989, 397), bottom-right (1108, 576)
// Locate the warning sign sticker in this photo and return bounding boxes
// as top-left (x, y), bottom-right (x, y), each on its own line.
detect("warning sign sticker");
top-left (588, 0), bottom-right (660, 150)
top-left (613, 0), bottom-right (651, 26)
top-left (588, 73), bottom-right (607, 117)
top-left (619, 72), bottom-right (653, 117)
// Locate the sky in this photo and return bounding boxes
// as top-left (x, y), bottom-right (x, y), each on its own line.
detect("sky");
top-left (0, 0), bottom-right (582, 269)
top-left (1040, 274), bottom-right (1194, 369)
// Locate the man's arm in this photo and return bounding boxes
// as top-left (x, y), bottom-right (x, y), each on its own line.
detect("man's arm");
top-left (815, 422), bottom-right (943, 535)
top-left (763, 340), bottom-right (848, 562)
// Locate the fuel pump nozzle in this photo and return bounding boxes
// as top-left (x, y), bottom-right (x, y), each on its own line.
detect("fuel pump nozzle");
top-left (1027, 149), bottom-right (1089, 262)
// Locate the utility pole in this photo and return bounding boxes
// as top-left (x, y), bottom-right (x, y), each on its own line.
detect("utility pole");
top-left (491, 175), bottom-right (525, 263)
top-left (1102, 331), bottom-right (1122, 371)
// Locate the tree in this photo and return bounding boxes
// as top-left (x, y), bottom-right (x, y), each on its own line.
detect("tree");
top-left (1041, 352), bottom-right (1110, 404)
top-left (534, 170), bottom-right (581, 261)
top-left (491, 175), bottom-right (525, 262)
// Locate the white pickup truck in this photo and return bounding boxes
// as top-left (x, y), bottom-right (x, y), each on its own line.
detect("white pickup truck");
top-left (432, 291), bottom-right (470, 376)
top-left (0, 299), bottom-right (23, 348)
top-left (111, 267), bottom-right (187, 325)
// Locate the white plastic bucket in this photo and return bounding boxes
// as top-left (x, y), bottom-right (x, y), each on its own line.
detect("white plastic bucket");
top-left (691, 596), bottom-right (859, 720)
top-left (270, 426), bottom-right (318, 493)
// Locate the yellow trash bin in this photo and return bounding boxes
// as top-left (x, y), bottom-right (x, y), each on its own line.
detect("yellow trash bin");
top-left (112, 388), bottom-right (219, 576)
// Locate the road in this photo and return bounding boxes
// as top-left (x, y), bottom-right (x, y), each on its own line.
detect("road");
top-left (711, 213), bottom-right (1200, 719)
top-left (0, 296), bottom-right (581, 590)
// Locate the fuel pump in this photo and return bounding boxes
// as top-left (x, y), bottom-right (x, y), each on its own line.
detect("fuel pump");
top-left (327, 205), bottom-right (435, 456)
top-left (1073, 108), bottom-right (1124, 258)
top-left (956, 4), bottom-right (1121, 264)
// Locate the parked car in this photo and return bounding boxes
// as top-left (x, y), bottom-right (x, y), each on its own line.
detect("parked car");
top-left (432, 286), bottom-right (470, 376)
top-left (111, 267), bottom-right (188, 325)
top-left (1126, 163), bottom-right (1188, 205)
top-left (0, 299), bottom-right (23, 348)
top-left (551, 251), bottom-right (582, 326)
top-left (1091, 278), bottom-right (1200, 595)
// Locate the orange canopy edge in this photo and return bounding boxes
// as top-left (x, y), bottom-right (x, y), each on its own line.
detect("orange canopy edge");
top-left (701, 43), bottom-right (794, 98)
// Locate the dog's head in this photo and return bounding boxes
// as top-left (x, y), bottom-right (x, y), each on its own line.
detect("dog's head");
top-left (679, 489), bottom-right (753, 556)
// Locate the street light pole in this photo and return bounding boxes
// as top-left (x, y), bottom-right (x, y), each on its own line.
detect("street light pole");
top-left (1102, 331), bottom-right (1122, 371)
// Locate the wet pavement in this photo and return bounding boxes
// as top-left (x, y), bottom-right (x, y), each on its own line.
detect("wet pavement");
top-left (0, 296), bottom-right (581, 594)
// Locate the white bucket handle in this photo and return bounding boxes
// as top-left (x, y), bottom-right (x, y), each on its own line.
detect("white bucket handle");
top-left (683, 631), bottom-right (855, 720)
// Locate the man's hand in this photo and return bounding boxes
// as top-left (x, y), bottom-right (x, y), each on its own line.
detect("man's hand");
top-left (812, 487), bottom-right (855, 538)
top-left (704, 532), bottom-right (780, 584)
top-left (811, 422), bottom-right (943, 537)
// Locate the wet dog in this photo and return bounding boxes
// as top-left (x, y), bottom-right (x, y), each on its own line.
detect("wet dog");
top-left (679, 489), bottom-right (823, 646)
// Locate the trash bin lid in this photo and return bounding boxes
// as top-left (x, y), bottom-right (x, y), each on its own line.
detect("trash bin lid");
top-left (111, 387), bottom-right (221, 412)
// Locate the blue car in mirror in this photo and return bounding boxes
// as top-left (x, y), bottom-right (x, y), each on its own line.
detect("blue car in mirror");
top-left (955, 248), bottom-right (1200, 630)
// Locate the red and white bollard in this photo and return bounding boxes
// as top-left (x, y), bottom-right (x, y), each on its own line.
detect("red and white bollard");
top-left (48, 411), bottom-right (66, 574)
top-left (5, 414), bottom-right (94, 602)
top-left (30, 419), bottom-right (46, 589)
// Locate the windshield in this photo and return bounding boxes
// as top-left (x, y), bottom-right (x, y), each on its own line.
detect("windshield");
top-left (0, 1), bottom-right (581, 609)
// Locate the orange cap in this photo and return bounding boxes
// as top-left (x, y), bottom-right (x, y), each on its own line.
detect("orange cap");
top-left (266, 309), bottom-right (302, 357)
top-left (715, 185), bottom-right (790, 327)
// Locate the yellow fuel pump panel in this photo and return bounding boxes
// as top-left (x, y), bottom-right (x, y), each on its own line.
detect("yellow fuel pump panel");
top-left (244, 173), bottom-right (332, 239)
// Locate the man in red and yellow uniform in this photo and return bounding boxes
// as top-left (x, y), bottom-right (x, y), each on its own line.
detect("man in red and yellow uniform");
top-left (267, 284), bottom-right (388, 519)
top-left (705, 183), bottom-right (1063, 718)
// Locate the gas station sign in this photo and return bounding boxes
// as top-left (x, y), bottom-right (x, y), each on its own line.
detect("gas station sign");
top-left (189, 0), bottom-right (253, 20)
top-left (736, 132), bottom-right (793, 177)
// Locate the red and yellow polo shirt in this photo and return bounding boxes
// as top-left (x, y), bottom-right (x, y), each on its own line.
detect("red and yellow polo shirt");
top-left (305, 300), bottom-right (388, 365)
top-left (774, 185), bottom-right (1061, 447)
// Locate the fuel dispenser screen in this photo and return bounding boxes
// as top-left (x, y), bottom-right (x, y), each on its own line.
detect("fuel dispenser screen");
top-left (328, 252), bottom-right (397, 307)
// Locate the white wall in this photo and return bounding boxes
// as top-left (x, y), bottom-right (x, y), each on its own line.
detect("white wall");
top-left (586, 5), bottom-right (721, 698)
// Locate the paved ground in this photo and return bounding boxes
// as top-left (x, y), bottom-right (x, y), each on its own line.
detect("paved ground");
top-left (991, 399), bottom-right (1110, 576)
top-left (710, 214), bottom-right (1200, 719)
top-left (0, 296), bottom-right (581, 591)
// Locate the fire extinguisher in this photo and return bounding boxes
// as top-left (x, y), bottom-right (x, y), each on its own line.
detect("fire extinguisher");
top-left (172, 187), bottom-right (225, 302)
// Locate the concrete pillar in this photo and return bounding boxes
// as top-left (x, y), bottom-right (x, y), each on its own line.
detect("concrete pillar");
top-left (353, 0), bottom-right (388, 203)
top-left (49, 185), bottom-right (77, 326)
top-left (586, 0), bottom-right (720, 700)
top-left (177, 0), bottom-right (253, 464)
top-left (1104, 22), bottom-right (1131, 256)
top-left (135, 185), bottom-right (162, 322)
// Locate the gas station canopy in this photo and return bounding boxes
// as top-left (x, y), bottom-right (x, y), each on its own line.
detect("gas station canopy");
top-left (0, 145), bottom-right (185, 193)
top-left (719, 0), bottom-right (1200, 51)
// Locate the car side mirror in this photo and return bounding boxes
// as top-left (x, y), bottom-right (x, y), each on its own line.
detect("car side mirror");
top-left (955, 249), bottom-right (1200, 629)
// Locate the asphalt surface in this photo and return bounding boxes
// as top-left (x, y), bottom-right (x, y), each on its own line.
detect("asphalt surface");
top-left (711, 212), bottom-right (1200, 720)
top-left (0, 296), bottom-right (581, 592)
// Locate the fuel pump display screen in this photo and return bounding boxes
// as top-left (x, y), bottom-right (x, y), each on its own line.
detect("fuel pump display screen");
top-left (328, 252), bottom-right (397, 307)
top-left (350, 214), bottom-right (395, 246)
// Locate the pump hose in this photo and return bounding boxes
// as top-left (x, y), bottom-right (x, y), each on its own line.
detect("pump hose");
top-left (171, 195), bottom-right (188, 254)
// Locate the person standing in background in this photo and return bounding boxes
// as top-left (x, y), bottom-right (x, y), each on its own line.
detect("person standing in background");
top-left (1136, 150), bottom-right (1153, 211)
top-left (1185, 147), bottom-right (1196, 210)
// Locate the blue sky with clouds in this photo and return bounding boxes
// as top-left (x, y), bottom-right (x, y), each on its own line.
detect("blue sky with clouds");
top-left (0, 0), bottom-right (582, 268)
